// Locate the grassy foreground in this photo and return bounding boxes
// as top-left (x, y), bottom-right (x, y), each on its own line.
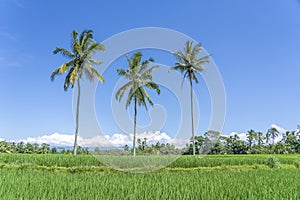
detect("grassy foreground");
top-left (0, 169), bottom-right (299, 199)
top-left (0, 153), bottom-right (299, 199)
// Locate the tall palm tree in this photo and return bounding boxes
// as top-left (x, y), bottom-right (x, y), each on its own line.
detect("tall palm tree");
top-left (265, 130), bottom-right (271, 145)
top-left (115, 52), bottom-right (160, 157)
top-left (246, 129), bottom-right (256, 149)
top-left (257, 132), bottom-right (264, 147)
top-left (170, 41), bottom-right (211, 155)
top-left (51, 29), bottom-right (105, 155)
top-left (267, 127), bottom-right (279, 145)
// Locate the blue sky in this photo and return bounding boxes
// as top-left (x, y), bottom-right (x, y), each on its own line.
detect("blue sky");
top-left (1, 0), bottom-right (300, 143)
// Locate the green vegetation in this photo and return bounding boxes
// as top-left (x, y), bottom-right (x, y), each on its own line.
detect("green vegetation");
top-left (0, 167), bottom-right (299, 199)
top-left (0, 153), bottom-right (299, 168)
top-left (170, 41), bottom-right (211, 155)
top-left (1, 125), bottom-right (300, 156)
top-left (1, 29), bottom-right (298, 198)
top-left (0, 153), bottom-right (299, 199)
top-left (266, 156), bottom-right (280, 168)
top-left (115, 52), bottom-right (160, 156)
top-left (51, 29), bottom-right (105, 155)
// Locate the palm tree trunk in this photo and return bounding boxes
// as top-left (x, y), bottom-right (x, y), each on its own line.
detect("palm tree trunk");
top-left (133, 96), bottom-right (137, 157)
top-left (74, 79), bottom-right (81, 155)
top-left (189, 76), bottom-right (195, 155)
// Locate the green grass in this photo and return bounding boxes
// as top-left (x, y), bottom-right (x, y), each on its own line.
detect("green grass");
top-left (1, 153), bottom-right (299, 199)
top-left (0, 168), bottom-right (299, 199)
top-left (0, 153), bottom-right (299, 168)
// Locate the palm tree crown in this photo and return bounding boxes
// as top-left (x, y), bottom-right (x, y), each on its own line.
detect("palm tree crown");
top-left (115, 52), bottom-right (160, 156)
top-left (51, 29), bottom-right (105, 90)
top-left (171, 41), bottom-right (211, 84)
top-left (267, 127), bottom-right (279, 145)
top-left (115, 52), bottom-right (160, 109)
top-left (170, 41), bottom-right (211, 155)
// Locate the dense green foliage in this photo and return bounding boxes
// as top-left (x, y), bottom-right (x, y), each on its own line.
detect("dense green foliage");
top-left (0, 169), bottom-right (299, 199)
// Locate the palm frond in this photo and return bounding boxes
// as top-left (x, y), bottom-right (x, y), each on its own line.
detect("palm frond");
top-left (79, 29), bottom-right (93, 50)
top-left (144, 81), bottom-right (160, 95)
top-left (125, 54), bottom-right (132, 68)
top-left (132, 52), bottom-right (142, 70)
top-left (115, 81), bottom-right (133, 102)
top-left (88, 58), bottom-right (103, 65)
top-left (190, 43), bottom-right (202, 60)
top-left (170, 64), bottom-right (186, 73)
top-left (137, 87), bottom-right (148, 110)
top-left (53, 48), bottom-right (74, 59)
top-left (149, 57), bottom-right (155, 62)
top-left (86, 64), bottom-right (104, 83)
top-left (71, 30), bottom-right (78, 44)
top-left (50, 68), bottom-right (60, 81)
top-left (50, 60), bottom-right (73, 81)
top-left (83, 67), bottom-right (94, 81)
top-left (117, 69), bottom-right (130, 79)
top-left (140, 65), bottom-right (159, 79)
top-left (63, 67), bottom-right (76, 90)
top-left (83, 43), bottom-right (105, 59)
top-left (71, 30), bottom-right (80, 54)
top-left (125, 87), bottom-right (136, 109)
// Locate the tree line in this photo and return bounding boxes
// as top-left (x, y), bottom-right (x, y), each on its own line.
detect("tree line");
top-left (0, 141), bottom-right (90, 155)
top-left (189, 127), bottom-right (300, 155)
top-left (2, 126), bottom-right (299, 155)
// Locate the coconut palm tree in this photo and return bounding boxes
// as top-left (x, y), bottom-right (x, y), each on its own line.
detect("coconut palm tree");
top-left (267, 127), bottom-right (279, 145)
top-left (246, 129), bottom-right (256, 149)
top-left (170, 41), bottom-right (211, 155)
top-left (265, 130), bottom-right (271, 145)
top-left (51, 29), bottom-right (105, 155)
top-left (115, 52), bottom-right (160, 156)
top-left (257, 131), bottom-right (264, 147)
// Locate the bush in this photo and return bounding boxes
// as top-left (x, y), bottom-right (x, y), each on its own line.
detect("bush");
top-left (294, 159), bottom-right (300, 168)
top-left (266, 156), bottom-right (280, 168)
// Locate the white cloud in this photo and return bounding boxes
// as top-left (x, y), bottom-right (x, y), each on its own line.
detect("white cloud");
top-left (17, 133), bottom-right (74, 146)
top-left (230, 132), bottom-right (247, 141)
top-left (270, 124), bottom-right (286, 143)
top-left (0, 137), bottom-right (4, 142)
top-left (228, 124), bottom-right (287, 143)
top-left (14, 131), bottom-right (189, 148)
top-left (271, 124), bottom-right (286, 133)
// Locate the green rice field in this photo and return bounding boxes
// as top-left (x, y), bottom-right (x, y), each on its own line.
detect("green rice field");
top-left (0, 153), bottom-right (299, 199)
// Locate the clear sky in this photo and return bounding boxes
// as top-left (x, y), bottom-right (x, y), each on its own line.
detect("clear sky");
top-left (1, 0), bottom-right (300, 143)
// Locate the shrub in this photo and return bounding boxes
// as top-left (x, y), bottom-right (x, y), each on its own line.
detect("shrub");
top-left (266, 156), bottom-right (280, 168)
top-left (294, 159), bottom-right (300, 168)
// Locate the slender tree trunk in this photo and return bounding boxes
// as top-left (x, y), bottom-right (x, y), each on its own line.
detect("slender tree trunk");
top-left (189, 76), bottom-right (195, 155)
top-left (74, 79), bottom-right (81, 155)
top-left (133, 96), bottom-right (137, 157)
